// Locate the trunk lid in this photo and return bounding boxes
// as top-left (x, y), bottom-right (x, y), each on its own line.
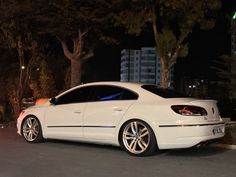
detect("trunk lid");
top-left (190, 100), bottom-right (221, 121)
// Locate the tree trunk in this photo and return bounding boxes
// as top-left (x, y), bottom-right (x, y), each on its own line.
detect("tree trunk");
top-left (15, 40), bottom-right (25, 118)
top-left (70, 59), bottom-right (82, 87)
top-left (60, 31), bottom-right (94, 88)
top-left (159, 57), bottom-right (170, 89)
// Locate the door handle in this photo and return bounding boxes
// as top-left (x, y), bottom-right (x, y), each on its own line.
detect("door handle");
top-left (113, 107), bottom-right (123, 111)
top-left (74, 111), bottom-right (81, 114)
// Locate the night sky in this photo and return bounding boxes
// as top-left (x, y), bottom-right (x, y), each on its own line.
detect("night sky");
top-left (86, 0), bottom-right (236, 86)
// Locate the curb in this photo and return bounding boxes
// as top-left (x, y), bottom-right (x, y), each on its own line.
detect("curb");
top-left (211, 143), bottom-right (236, 150)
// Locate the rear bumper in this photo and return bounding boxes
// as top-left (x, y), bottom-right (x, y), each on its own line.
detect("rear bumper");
top-left (156, 122), bottom-right (225, 149)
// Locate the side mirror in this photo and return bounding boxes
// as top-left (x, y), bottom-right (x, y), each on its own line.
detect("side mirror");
top-left (49, 97), bottom-right (57, 105)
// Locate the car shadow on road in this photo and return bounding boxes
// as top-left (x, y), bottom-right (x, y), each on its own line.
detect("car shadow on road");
top-left (160, 146), bottom-right (229, 157)
top-left (45, 139), bottom-right (229, 157)
top-left (46, 139), bottom-right (123, 152)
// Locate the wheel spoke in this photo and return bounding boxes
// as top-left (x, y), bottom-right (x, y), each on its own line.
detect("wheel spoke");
top-left (32, 129), bottom-right (38, 137)
top-left (32, 120), bottom-right (38, 128)
top-left (28, 131), bottom-right (33, 140)
top-left (129, 139), bottom-right (138, 152)
top-left (123, 132), bottom-right (135, 140)
top-left (27, 118), bottom-right (32, 128)
top-left (138, 139), bottom-right (148, 150)
top-left (23, 128), bottom-right (30, 134)
top-left (131, 122), bottom-right (138, 134)
top-left (140, 128), bottom-right (149, 138)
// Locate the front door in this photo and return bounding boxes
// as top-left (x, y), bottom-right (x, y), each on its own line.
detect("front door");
top-left (44, 103), bottom-right (86, 140)
top-left (44, 86), bottom-right (92, 140)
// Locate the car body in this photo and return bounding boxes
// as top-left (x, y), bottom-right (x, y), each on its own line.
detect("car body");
top-left (17, 82), bottom-right (225, 156)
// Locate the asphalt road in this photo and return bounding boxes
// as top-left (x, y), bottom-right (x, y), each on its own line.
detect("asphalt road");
top-left (0, 126), bottom-right (236, 177)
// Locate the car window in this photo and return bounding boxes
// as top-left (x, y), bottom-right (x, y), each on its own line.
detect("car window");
top-left (122, 89), bottom-right (138, 100)
top-left (141, 85), bottom-right (188, 98)
top-left (90, 85), bottom-right (138, 102)
top-left (56, 86), bottom-right (92, 105)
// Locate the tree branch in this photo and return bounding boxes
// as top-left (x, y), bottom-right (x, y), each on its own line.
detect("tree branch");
top-left (60, 40), bottom-right (74, 60)
top-left (168, 45), bottom-right (181, 69)
top-left (82, 48), bottom-right (94, 63)
top-left (73, 37), bottom-right (79, 54)
top-left (168, 30), bottom-right (190, 69)
top-left (74, 29), bottom-right (88, 59)
top-left (151, 8), bottom-right (159, 51)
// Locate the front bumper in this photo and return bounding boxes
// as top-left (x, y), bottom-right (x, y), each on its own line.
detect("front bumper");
top-left (156, 122), bottom-right (225, 149)
top-left (16, 115), bottom-right (23, 136)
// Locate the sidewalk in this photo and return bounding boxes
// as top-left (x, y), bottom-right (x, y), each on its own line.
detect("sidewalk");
top-left (0, 121), bottom-right (16, 128)
top-left (211, 143), bottom-right (236, 150)
top-left (213, 120), bottom-right (236, 150)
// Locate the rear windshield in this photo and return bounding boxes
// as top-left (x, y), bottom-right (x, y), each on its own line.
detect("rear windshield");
top-left (141, 85), bottom-right (188, 98)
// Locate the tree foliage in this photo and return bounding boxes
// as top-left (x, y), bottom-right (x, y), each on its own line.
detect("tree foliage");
top-left (36, 0), bottom-right (115, 87)
top-left (212, 55), bottom-right (236, 99)
top-left (0, 0), bottom-right (41, 116)
top-left (0, 0), bottom-right (61, 115)
top-left (113, 0), bottom-right (221, 88)
top-left (39, 59), bottom-right (56, 98)
top-left (0, 0), bottom-right (116, 115)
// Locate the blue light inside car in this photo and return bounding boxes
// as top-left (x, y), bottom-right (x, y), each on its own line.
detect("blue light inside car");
top-left (99, 93), bottom-right (121, 101)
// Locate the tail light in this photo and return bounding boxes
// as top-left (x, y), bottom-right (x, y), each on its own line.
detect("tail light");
top-left (171, 105), bottom-right (207, 116)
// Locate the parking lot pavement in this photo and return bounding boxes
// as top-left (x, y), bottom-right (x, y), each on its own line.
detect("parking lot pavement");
top-left (0, 127), bottom-right (236, 177)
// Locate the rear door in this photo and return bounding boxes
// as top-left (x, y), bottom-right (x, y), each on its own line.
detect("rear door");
top-left (83, 85), bottom-right (138, 142)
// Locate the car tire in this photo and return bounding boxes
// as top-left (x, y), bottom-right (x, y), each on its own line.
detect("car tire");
top-left (21, 116), bottom-right (44, 143)
top-left (120, 119), bottom-right (157, 156)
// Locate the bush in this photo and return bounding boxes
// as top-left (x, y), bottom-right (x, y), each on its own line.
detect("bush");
top-left (220, 124), bottom-right (236, 145)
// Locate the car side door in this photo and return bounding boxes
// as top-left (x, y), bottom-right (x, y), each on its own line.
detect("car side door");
top-left (44, 86), bottom-right (92, 140)
top-left (83, 85), bottom-right (138, 143)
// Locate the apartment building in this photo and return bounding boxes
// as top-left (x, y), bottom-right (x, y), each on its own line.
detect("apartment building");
top-left (120, 47), bottom-right (174, 87)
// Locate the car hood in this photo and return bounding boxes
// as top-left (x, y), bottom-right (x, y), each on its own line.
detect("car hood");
top-left (25, 101), bottom-right (50, 111)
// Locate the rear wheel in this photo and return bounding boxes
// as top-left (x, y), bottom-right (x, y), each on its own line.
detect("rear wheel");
top-left (22, 116), bottom-right (44, 143)
top-left (120, 120), bottom-right (157, 156)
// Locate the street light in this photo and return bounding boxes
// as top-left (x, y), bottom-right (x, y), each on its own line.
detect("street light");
top-left (21, 65), bottom-right (25, 70)
top-left (233, 11), bottom-right (236, 20)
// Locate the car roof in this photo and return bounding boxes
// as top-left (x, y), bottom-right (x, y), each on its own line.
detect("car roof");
top-left (80, 81), bottom-right (143, 88)
top-left (56, 81), bottom-right (149, 99)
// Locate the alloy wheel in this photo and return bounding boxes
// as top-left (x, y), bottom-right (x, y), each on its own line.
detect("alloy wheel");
top-left (122, 121), bottom-right (150, 154)
top-left (22, 117), bottom-right (40, 142)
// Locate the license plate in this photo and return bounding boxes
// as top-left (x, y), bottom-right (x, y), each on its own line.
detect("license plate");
top-left (212, 126), bottom-right (224, 135)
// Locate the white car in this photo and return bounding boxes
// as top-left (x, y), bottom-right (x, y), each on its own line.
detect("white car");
top-left (17, 82), bottom-right (225, 156)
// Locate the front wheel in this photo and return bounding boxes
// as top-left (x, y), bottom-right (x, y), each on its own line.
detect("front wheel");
top-left (21, 116), bottom-right (44, 143)
top-left (120, 120), bottom-right (157, 156)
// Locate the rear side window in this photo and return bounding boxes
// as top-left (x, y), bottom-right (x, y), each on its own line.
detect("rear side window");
top-left (90, 85), bottom-right (138, 102)
top-left (141, 85), bottom-right (188, 98)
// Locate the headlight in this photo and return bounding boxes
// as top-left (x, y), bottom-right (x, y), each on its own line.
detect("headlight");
top-left (171, 105), bottom-right (207, 116)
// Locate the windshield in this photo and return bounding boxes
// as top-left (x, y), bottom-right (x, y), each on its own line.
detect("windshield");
top-left (141, 85), bottom-right (189, 98)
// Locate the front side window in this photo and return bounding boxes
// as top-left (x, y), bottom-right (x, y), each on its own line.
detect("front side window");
top-left (56, 86), bottom-right (92, 105)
